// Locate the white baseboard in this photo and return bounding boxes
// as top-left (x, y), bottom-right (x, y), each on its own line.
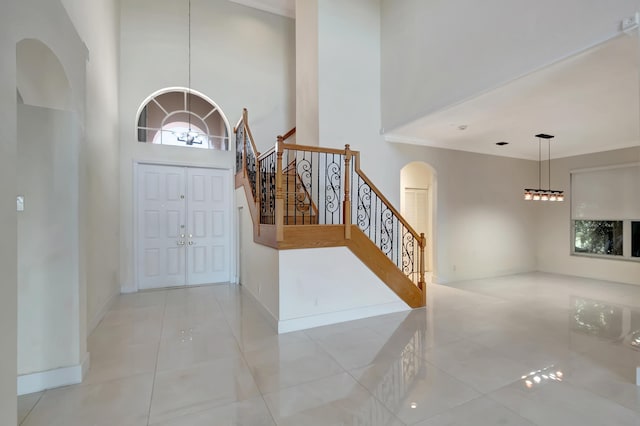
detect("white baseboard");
top-left (120, 285), bottom-right (137, 294)
top-left (239, 285), bottom-right (279, 331)
top-left (277, 301), bottom-right (410, 334)
top-left (18, 352), bottom-right (90, 395)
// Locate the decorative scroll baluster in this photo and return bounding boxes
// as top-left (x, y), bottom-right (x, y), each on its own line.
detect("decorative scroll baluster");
top-left (235, 122), bottom-right (244, 174)
top-left (325, 153), bottom-right (343, 225)
top-left (246, 148), bottom-right (257, 200)
top-left (259, 150), bottom-right (276, 224)
top-left (351, 169), bottom-right (422, 288)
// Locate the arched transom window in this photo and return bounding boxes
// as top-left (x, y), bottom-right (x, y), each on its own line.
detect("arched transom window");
top-left (137, 88), bottom-right (230, 150)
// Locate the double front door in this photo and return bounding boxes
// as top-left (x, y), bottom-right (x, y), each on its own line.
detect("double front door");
top-left (137, 164), bottom-right (231, 289)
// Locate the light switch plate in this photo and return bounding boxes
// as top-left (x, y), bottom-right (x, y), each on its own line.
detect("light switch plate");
top-left (17, 195), bottom-right (24, 212)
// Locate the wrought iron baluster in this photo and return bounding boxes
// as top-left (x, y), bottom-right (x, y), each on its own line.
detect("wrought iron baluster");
top-left (325, 153), bottom-right (342, 225)
top-left (235, 125), bottom-right (244, 174)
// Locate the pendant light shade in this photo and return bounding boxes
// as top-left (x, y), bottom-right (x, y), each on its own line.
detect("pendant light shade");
top-left (523, 133), bottom-right (564, 202)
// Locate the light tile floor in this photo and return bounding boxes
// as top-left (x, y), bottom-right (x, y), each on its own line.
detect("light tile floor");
top-left (18, 272), bottom-right (640, 425)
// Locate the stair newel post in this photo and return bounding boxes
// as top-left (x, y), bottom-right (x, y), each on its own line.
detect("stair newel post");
top-left (343, 144), bottom-right (352, 239)
top-left (419, 232), bottom-right (426, 300)
top-left (275, 137), bottom-right (285, 241)
top-left (242, 109), bottom-right (248, 179)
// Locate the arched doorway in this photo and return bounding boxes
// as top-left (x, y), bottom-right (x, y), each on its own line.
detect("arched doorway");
top-left (16, 38), bottom-right (82, 394)
top-left (400, 162), bottom-right (436, 282)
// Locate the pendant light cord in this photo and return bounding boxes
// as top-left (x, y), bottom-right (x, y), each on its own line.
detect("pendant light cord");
top-left (188, 0), bottom-right (192, 132)
top-left (548, 138), bottom-right (551, 191)
top-left (538, 137), bottom-right (541, 190)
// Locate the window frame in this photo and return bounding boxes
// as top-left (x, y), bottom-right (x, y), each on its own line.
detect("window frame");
top-left (135, 87), bottom-right (231, 151)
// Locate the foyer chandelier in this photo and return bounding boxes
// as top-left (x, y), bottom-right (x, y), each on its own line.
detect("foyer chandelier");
top-left (523, 133), bottom-right (564, 202)
top-left (174, 0), bottom-right (207, 146)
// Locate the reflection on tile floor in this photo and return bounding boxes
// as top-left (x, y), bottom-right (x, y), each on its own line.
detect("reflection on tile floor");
top-left (19, 272), bottom-right (640, 425)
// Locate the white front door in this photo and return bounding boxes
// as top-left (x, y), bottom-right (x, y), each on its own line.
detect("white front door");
top-left (137, 164), bottom-right (231, 290)
top-left (186, 167), bottom-right (231, 285)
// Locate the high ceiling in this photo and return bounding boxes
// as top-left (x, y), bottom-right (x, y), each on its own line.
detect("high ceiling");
top-left (385, 34), bottom-right (640, 160)
top-left (226, 2), bottom-right (639, 160)
top-left (228, 0), bottom-right (295, 18)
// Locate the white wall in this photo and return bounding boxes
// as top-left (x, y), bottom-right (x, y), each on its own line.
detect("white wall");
top-left (119, 0), bottom-right (295, 292)
top-left (0, 24), bottom-right (18, 426)
top-left (16, 39), bottom-right (73, 111)
top-left (381, 0), bottom-right (640, 131)
top-left (312, 0), bottom-right (405, 201)
top-left (60, 0), bottom-right (122, 334)
top-left (295, 0), bottom-right (319, 146)
top-left (235, 189), bottom-right (280, 320)
top-left (278, 247), bottom-right (409, 332)
top-left (0, 0), bottom-right (88, 421)
top-left (537, 146), bottom-right (640, 285)
top-left (17, 105), bottom-right (81, 375)
top-left (393, 144), bottom-right (539, 284)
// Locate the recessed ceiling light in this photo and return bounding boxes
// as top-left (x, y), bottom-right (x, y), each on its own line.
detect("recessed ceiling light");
top-left (496, 141), bottom-right (509, 146)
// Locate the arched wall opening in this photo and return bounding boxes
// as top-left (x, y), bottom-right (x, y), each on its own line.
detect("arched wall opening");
top-left (16, 38), bottom-right (82, 393)
top-left (400, 162), bottom-right (436, 281)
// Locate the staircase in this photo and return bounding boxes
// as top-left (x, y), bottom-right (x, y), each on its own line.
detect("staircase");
top-left (235, 109), bottom-right (426, 308)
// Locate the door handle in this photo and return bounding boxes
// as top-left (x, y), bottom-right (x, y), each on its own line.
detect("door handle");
top-left (188, 241), bottom-right (195, 245)
top-left (177, 241), bottom-right (185, 246)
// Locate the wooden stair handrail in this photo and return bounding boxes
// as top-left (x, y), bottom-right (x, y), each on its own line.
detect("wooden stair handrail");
top-left (351, 152), bottom-right (424, 248)
top-left (258, 146), bottom-right (276, 161)
top-left (278, 127), bottom-right (296, 142)
top-left (242, 108), bottom-right (260, 159)
top-left (281, 142), bottom-right (346, 156)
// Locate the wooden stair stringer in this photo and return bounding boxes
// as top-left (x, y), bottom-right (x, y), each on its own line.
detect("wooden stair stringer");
top-left (275, 224), bottom-right (425, 308)
top-left (345, 226), bottom-right (424, 309)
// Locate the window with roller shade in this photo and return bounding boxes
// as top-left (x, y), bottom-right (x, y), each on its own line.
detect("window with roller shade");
top-left (571, 163), bottom-right (640, 261)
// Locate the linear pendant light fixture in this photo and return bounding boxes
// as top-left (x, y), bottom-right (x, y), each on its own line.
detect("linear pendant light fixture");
top-left (524, 133), bottom-right (564, 202)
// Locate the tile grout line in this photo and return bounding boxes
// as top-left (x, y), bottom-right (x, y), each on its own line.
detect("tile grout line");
top-left (212, 284), bottom-right (280, 425)
top-left (303, 330), bottom-right (408, 425)
top-left (145, 290), bottom-right (168, 426)
top-left (19, 391), bottom-right (46, 426)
